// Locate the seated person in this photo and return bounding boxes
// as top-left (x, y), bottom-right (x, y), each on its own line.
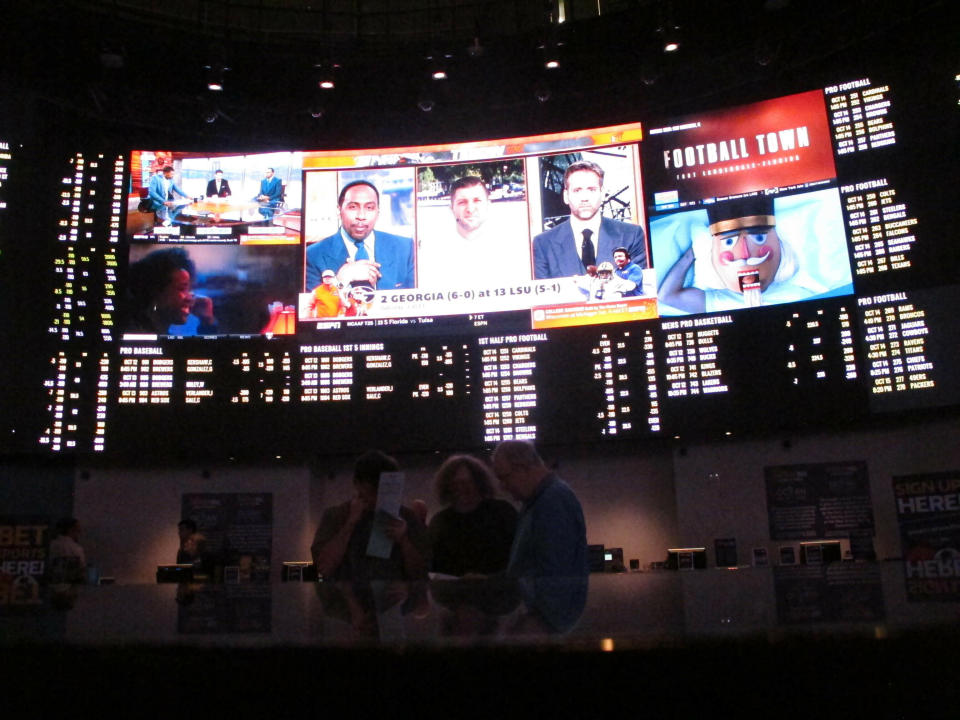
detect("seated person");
top-left (47, 517), bottom-right (86, 584)
top-left (428, 454), bottom-right (518, 577)
top-left (206, 170), bottom-right (232, 198)
top-left (255, 168), bottom-right (284, 221)
top-left (176, 518), bottom-right (206, 565)
top-left (311, 450), bottom-right (427, 582)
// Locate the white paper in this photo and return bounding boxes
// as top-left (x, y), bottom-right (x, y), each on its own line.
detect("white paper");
top-left (366, 471), bottom-right (405, 559)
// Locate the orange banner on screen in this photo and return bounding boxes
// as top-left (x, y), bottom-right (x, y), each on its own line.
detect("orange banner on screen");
top-left (301, 121), bottom-right (643, 168)
top-left (531, 297), bottom-right (659, 329)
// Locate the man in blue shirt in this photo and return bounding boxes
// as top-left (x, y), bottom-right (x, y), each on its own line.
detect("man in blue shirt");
top-left (147, 166), bottom-right (191, 227)
top-left (613, 246), bottom-right (645, 296)
top-left (492, 440), bottom-right (588, 632)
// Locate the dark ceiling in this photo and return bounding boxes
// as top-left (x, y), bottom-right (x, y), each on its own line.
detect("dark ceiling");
top-left (0, 0), bottom-right (953, 149)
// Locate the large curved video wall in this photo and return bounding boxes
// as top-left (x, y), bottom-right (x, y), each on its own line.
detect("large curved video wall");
top-left (16, 68), bottom-right (960, 460)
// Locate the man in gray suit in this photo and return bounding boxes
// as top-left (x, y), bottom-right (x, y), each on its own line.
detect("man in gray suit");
top-left (533, 160), bottom-right (647, 279)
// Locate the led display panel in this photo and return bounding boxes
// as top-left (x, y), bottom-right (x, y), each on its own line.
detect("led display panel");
top-left (20, 71), bottom-right (960, 459)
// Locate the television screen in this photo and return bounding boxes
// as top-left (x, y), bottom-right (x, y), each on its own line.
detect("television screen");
top-left (19, 68), bottom-right (960, 460)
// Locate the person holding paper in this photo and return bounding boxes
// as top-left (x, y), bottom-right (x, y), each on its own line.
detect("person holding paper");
top-left (311, 449), bottom-right (427, 582)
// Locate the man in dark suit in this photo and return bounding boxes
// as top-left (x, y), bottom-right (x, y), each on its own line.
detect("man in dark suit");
top-left (205, 170), bottom-right (231, 198)
top-left (533, 160), bottom-right (647, 279)
top-left (305, 180), bottom-right (414, 291)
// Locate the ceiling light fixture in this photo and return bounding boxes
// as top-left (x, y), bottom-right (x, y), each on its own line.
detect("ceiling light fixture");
top-left (204, 65), bottom-right (226, 92)
top-left (314, 61), bottom-right (339, 90)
